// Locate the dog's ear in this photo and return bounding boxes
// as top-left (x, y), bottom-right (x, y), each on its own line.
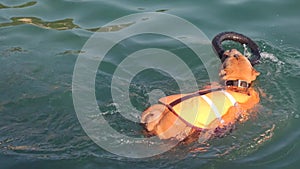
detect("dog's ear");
top-left (251, 68), bottom-right (260, 81)
top-left (219, 69), bottom-right (226, 77)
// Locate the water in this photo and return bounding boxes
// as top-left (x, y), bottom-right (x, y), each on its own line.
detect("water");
top-left (1, 0), bottom-right (300, 168)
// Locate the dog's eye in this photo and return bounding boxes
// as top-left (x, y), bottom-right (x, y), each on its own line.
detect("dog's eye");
top-left (223, 54), bottom-right (229, 57)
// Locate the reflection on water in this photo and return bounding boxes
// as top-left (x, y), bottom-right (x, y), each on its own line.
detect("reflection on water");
top-left (87, 22), bottom-right (134, 32)
top-left (0, 17), bottom-right (79, 30)
top-left (0, 17), bottom-right (134, 32)
top-left (0, 47), bottom-right (29, 58)
top-left (0, 1), bottom-right (36, 9)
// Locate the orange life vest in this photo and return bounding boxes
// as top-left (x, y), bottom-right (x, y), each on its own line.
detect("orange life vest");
top-left (158, 88), bottom-right (251, 129)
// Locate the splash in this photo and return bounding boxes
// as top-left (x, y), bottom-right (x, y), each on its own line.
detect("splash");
top-left (260, 52), bottom-right (285, 65)
top-left (243, 44), bottom-right (252, 58)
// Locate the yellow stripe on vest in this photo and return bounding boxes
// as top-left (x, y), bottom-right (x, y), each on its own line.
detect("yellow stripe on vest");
top-left (200, 95), bottom-right (225, 124)
top-left (221, 90), bottom-right (237, 106)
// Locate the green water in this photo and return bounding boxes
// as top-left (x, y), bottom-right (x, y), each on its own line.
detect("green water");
top-left (1, 0), bottom-right (300, 168)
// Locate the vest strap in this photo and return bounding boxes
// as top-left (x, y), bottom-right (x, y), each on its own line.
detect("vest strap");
top-left (168, 88), bottom-right (223, 107)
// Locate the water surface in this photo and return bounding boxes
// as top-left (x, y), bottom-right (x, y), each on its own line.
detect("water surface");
top-left (0, 0), bottom-right (299, 169)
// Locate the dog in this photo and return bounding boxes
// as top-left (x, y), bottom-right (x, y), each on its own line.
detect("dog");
top-left (140, 32), bottom-right (261, 143)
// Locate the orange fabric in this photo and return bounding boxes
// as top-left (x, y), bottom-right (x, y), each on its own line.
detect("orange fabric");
top-left (158, 90), bottom-right (252, 129)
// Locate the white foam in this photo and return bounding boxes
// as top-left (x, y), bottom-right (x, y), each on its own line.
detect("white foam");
top-left (260, 52), bottom-right (285, 65)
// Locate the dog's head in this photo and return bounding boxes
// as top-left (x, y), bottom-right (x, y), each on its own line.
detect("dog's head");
top-left (219, 49), bottom-right (260, 84)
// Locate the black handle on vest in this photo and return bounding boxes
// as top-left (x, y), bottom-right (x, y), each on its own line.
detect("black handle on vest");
top-left (212, 31), bottom-right (261, 66)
